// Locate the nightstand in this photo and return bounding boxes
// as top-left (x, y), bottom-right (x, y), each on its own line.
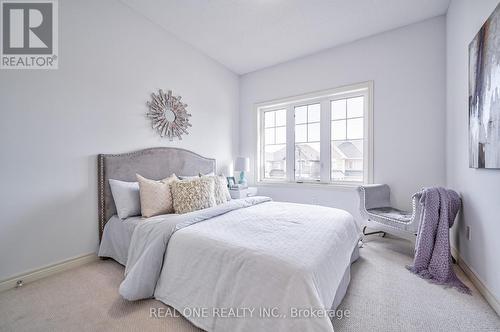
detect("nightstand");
top-left (229, 187), bottom-right (258, 199)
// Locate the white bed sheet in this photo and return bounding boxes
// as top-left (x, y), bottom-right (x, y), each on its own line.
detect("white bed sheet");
top-left (98, 214), bottom-right (174, 265)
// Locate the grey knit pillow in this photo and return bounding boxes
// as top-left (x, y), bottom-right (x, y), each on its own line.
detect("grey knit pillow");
top-left (171, 177), bottom-right (216, 214)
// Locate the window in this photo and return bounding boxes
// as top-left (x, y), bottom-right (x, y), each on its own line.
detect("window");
top-left (257, 82), bottom-right (372, 185)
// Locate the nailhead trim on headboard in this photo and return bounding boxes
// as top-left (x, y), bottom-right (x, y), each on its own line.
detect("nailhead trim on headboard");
top-left (98, 154), bottom-right (105, 241)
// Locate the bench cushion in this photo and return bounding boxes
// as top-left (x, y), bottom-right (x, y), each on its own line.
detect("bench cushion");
top-left (367, 207), bottom-right (413, 223)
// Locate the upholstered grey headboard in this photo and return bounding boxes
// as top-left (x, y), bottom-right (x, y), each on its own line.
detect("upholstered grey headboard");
top-left (97, 147), bottom-right (216, 240)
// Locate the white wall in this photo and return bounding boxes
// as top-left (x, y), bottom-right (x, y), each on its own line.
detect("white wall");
top-left (239, 17), bottom-right (446, 222)
top-left (446, 0), bottom-right (500, 302)
top-left (0, 0), bottom-right (239, 281)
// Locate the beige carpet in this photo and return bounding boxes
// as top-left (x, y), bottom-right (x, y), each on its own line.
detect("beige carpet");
top-left (0, 237), bottom-right (498, 332)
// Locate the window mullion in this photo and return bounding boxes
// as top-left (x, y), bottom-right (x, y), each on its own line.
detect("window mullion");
top-left (259, 110), bottom-right (265, 182)
top-left (364, 90), bottom-right (373, 184)
top-left (285, 105), bottom-right (295, 182)
top-left (320, 99), bottom-right (331, 183)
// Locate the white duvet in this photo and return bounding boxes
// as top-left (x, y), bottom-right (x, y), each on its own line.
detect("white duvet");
top-left (121, 197), bottom-right (360, 332)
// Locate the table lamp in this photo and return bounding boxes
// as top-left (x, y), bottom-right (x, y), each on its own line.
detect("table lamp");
top-left (234, 157), bottom-right (250, 186)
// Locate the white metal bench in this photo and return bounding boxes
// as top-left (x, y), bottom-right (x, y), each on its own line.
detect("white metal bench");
top-left (358, 184), bottom-right (423, 242)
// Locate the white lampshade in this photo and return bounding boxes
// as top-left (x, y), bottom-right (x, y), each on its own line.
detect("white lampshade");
top-left (234, 157), bottom-right (250, 172)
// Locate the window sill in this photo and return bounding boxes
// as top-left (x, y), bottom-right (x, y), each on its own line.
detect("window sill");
top-left (255, 180), bottom-right (362, 190)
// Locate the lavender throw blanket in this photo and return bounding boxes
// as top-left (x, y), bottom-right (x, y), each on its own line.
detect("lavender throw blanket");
top-left (407, 187), bottom-right (470, 294)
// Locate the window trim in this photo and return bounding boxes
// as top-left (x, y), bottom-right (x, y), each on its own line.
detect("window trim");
top-left (256, 81), bottom-right (373, 187)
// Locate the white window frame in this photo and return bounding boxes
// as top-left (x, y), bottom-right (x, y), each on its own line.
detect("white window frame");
top-left (256, 81), bottom-right (373, 187)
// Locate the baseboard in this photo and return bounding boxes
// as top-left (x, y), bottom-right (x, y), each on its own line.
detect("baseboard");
top-left (0, 253), bottom-right (98, 293)
top-left (451, 247), bottom-right (500, 316)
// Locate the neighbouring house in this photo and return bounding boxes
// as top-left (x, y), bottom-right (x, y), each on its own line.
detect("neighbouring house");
top-left (265, 141), bottom-right (362, 181)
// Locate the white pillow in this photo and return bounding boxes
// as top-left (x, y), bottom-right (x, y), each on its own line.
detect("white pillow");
top-left (109, 179), bottom-right (141, 219)
top-left (205, 175), bottom-right (231, 204)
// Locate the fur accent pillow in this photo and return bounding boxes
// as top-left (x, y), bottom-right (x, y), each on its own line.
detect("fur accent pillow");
top-left (171, 177), bottom-right (216, 214)
top-left (136, 174), bottom-right (176, 218)
top-left (220, 176), bottom-right (232, 201)
top-left (205, 175), bottom-right (231, 204)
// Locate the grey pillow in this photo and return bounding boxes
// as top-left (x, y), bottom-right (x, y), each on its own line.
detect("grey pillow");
top-left (109, 179), bottom-right (141, 219)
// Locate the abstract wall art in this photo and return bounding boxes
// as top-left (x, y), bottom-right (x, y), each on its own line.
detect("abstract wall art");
top-left (469, 3), bottom-right (500, 169)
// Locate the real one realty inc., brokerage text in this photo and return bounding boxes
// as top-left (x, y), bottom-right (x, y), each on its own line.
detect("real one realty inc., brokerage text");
top-left (150, 306), bottom-right (351, 320)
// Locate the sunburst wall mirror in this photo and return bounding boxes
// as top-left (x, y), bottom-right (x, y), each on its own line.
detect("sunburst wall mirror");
top-left (146, 89), bottom-right (192, 141)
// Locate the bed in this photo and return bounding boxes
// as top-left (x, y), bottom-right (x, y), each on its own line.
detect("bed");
top-left (97, 147), bottom-right (361, 332)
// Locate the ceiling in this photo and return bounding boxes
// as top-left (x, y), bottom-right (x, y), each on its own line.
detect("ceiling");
top-left (122, 0), bottom-right (450, 74)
